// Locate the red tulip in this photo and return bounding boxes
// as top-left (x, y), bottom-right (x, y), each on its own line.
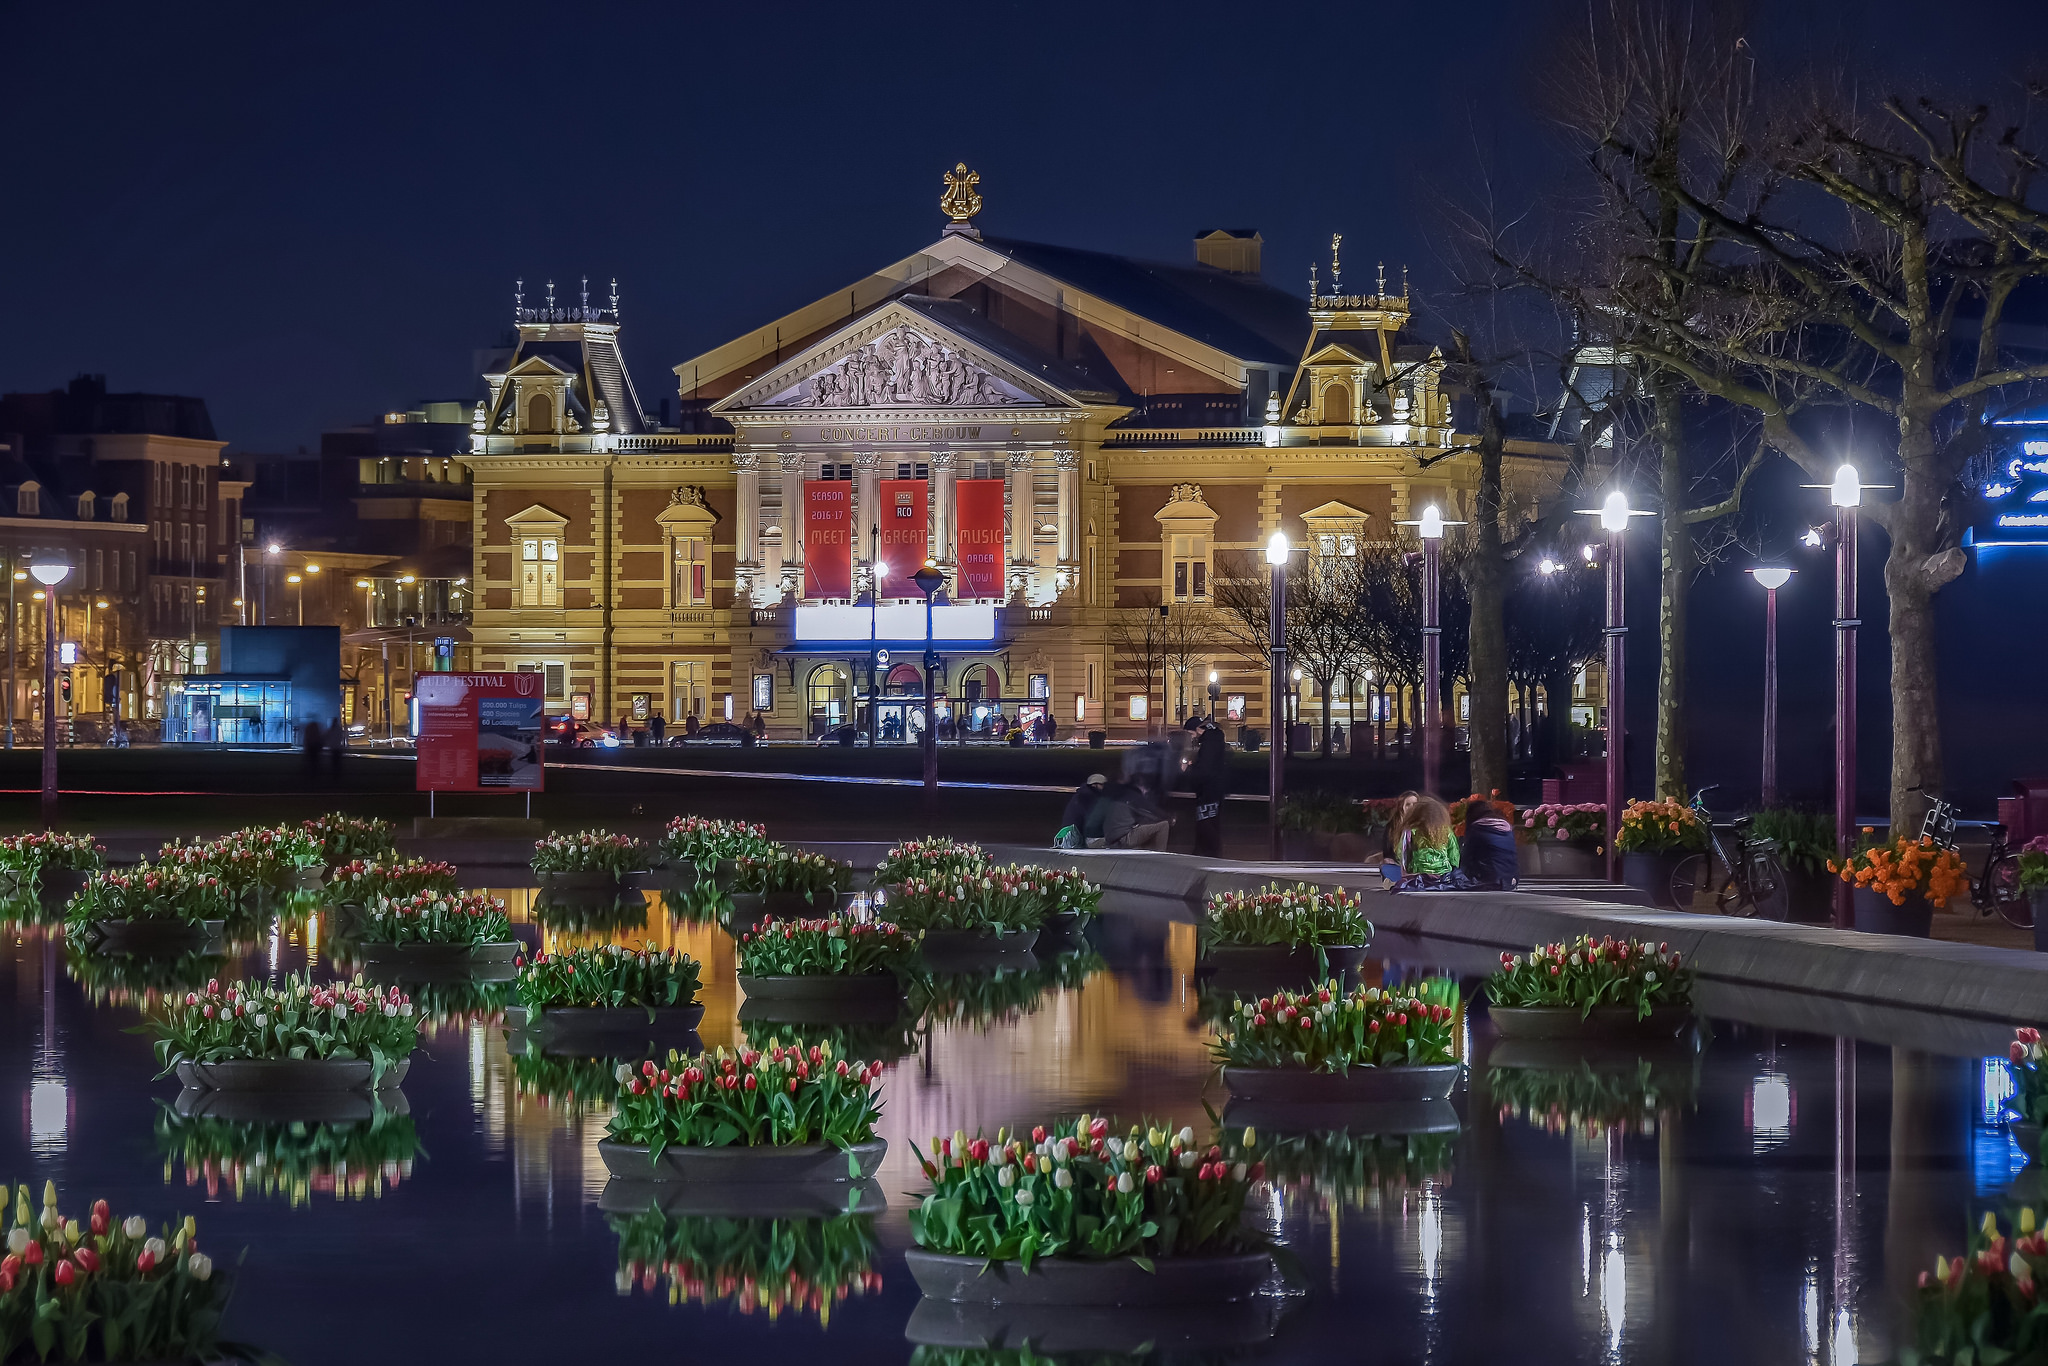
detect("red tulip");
top-left (53, 1260), bottom-right (74, 1286)
top-left (743, 1074), bottom-right (757, 1091)
top-left (73, 1248), bottom-right (97, 1274)
top-left (1249, 1161), bottom-right (1265, 1181)
top-left (1146, 1165), bottom-right (1162, 1183)
top-left (968, 1139), bottom-right (989, 1162)
top-left (23, 1242), bottom-right (42, 1267)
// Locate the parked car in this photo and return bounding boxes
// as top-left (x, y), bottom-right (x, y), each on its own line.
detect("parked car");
top-left (668, 722), bottom-right (753, 747)
top-left (549, 717), bottom-right (618, 748)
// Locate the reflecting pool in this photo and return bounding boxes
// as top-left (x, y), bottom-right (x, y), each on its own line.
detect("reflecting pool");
top-left (0, 885), bottom-right (2027, 1364)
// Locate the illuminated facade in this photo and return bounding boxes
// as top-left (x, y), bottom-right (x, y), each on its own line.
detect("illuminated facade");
top-left (466, 177), bottom-right (1580, 739)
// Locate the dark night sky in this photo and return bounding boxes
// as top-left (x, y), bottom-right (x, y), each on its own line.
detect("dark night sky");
top-left (3, 0), bottom-right (2045, 452)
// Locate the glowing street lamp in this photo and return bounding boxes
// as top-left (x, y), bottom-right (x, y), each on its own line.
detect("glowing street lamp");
top-left (1397, 503), bottom-right (1465, 798)
top-left (1575, 490), bottom-right (1653, 883)
top-left (28, 559), bottom-right (69, 825)
top-left (1265, 531), bottom-right (1291, 857)
top-left (1747, 567), bottom-right (1795, 807)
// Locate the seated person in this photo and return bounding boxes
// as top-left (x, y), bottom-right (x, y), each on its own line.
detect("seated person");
top-left (1380, 795), bottom-right (1471, 890)
top-left (1459, 798), bottom-right (1521, 890)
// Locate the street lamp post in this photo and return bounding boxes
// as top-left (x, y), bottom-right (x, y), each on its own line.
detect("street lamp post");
top-left (1571, 492), bottom-right (1645, 883)
top-left (29, 560), bottom-right (69, 826)
top-left (6, 566), bottom-right (21, 750)
top-left (262, 544), bottom-right (281, 625)
top-left (868, 523), bottom-right (885, 749)
top-left (912, 561), bottom-right (946, 812)
top-left (1418, 505), bottom-right (1445, 797)
top-left (1266, 531), bottom-right (1290, 859)
top-left (288, 574), bottom-right (304, 625)
top-left (1830, 465), bottom-right (1861, 931)
top-left (1749, 567), bottom-right (1794, 808)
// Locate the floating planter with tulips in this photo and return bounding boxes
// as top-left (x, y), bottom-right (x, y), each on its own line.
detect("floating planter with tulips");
top-left (0, 831), bottom-right (105, 900)
top-left (2009, 1027), bottom-right (2048, 1162)
top-left (1909, 1207), bottom-right (2048, 1364)
top-left (737, 913), bottom-right (919, 1016)
top-left (532, 830), bottom-right (650, 894)
top-left (657, 816), bottom-right (772, 887)
top-left (875, 837), bottom-right (988, 888)
top-left (158, 824), bottom-right (325, 898)
top-left (155, 1102), bottom-right (418, 1206)
top-left (304, 812), bottom-right (398, 867)
top-left (887, 866), bottom-right (1049, 956)
top-left (0, 1182), bottom-right (238, 1365)
top-left (328, 858), bottom-right (460, 908)
top-left (599, 1044), bottom-right (888, 1185)
top-left (65, 864), bottom-right (232, 953)
top-left (1199, 883), bottom-right (1373, 984)
top-left (507, 944), bottom-right (704, 1037)
top-left (1485, 934), bottom-right (1695, 1038)
top-left (350, 889), bottom-right (517, 967)
top-left (610, 1210), bottom-right (883, 1327)
top-left (904, 1116), bottom-right (1272, 1305)
top-left (728, 848), bottom-right (853, 923)
top-left (1213, 983), bottom-right (1461, 1105)
top-left (1034, 866), bottom-right (1102, 942)
top-left (148, 974), bottom-right (417, 1094)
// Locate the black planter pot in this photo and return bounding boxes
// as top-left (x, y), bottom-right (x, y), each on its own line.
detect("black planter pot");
top-left (597, 1178), bottom-right (886, 1220)
top-left (1198, 943), bottom-right (1372, 986)
top-left (525, 1004), bottom-right (706, 1040)
top-left (2032, 890), bottom-right (2048, 952)
top-left (174, 1057), bottom-right (411, 1093)
top-left (904, 1297), bottom-right (1283, 1353)
top-left (88, 918), bottom-right (213, 952)
top-left (1488, 1005), bottom-right (1692, 1040)
top-left (919, 928), bottom-right (1040, 956)
top-left (352, 940), bottom-right (521, 966)
top-left (1218, 1097), bottom-right (1461, 1137)
top-left (597, 1136), bottom-right (886, 1184)
top-left (290, 866), bottom-right (326, 892)
top-left (737, 973), bottom-right (904, 1007)
top-left (903, 1248), bottom-right (1273, 1306)
top-left (1852, 888), bottom-right (1932, 937)
top-left (1620, 851), bottom-right (1684, 909)
top-left (1040, 910), bottom-right (1088, 943)
top-left (170, 1087), bottom-right (411, 1124)
top-left (534, 870), bottom-right (632, 895)
top-left (1222, 1063), bottom-right (1461, 1105)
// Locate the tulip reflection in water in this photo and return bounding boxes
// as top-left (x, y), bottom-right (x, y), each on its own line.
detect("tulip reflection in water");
top-left (911, 951), bottom-right (1107, 1032)
top-left (1214, 1121), bottom-right (1456, 1214)
top-left (154, 1103), bottom-right (419, 1207)
top-left (62, 939), bottom-right (234, 1012)
top-left (1489, 1055), bottom-right (1700, 1139)
top-left (610, 1211), bottom-right (882, 1327)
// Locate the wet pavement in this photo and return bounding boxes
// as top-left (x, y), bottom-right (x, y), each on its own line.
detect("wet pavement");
top-left (0, 882), bottom-right (2024, 1364)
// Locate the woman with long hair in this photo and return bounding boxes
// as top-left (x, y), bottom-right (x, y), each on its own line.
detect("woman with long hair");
top-left (1381, 794), bottom-right (1459, 884)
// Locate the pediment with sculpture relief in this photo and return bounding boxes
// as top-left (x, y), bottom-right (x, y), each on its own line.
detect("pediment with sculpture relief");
top-left (758, 325), bottom-right (1034, 409)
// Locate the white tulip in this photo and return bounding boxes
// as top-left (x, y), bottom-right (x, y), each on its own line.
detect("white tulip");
top-left (144, 1237), bottom-right (166, 1260)
top-left (1233, 1162), bottom-right (1248, 1181)
top-left (1105, 1137), bottom-right (1123, 1157)
top-left (1177, 1126), bottom-right (1194, 1147)
top-left (1014, 1189), bottom-right (1034, 1207)
top-left (615, 1268), bottom-right (633, 1293)
top-left (1644, 971), bottom-right (1657, 983)
top-left (1053, 1167), bottom-right (1073, 1190)
top-left (997, 1166), bottom-right (1015, 1188)
top-left (5, 1229), bottom-right (26, 1255)
top-left (38, 1209), bottom-right (58, 1232)
top-left (186, 1252), bottom-right (213, 1281)
top-left (1115, 1172), bottom-right (1134, 1194)
top-left (615, 1064), bottom-right (634, 1084)
top-left (122, 1216), bottom-right (147, 1240)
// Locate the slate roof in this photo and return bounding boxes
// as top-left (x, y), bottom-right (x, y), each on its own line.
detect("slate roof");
top-left (483, 329), bottom-right (653, 436)
top-left (976, 236), bottom-right (1310, 367)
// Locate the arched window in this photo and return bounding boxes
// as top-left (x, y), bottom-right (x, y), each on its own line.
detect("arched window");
top-left (525, 392), bottom-right (552, 434)
top-left (77, 492), bottom-right (94, 520)
top-left (1321, 383), bottom-right (1352, 425)
top-left (17, 483), bottom-right (38, 517)
top-left (805, 664), bottom-right (852, 738)
top-left (110, 493), bottom-right (128, 521)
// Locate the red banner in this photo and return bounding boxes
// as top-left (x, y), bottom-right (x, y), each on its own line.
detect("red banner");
top-left (955, 478), bottom-right (1006, 599)
top-left (803, 481), bottom-right (852, 598)
top-left (876, 479), bottom-right (928, 595)
top-left (416, 672), bottom-right (545, 793)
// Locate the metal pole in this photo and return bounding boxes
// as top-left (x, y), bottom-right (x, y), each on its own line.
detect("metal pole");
top-left (381, 640), bottom-right (392, 743)
top-left (1268, 555), bottom-right (1287, 859)
top-left (868, 522), bottom-right (879, 749)
top-left (40, 587), bottom-right (57, 826)
top-left (1762, 584), bottom-right (1780, 808)
top-left (6, 564), bottom-right (14, 750)
top-left (1422, 536), bottom-right (1442, 799)
top-left (921, 591), bottom-right (937, 806)
top-left (1604, 527), bottom-right (1627, 883)
top-left (1834, 507), bottom-right (1858, 929)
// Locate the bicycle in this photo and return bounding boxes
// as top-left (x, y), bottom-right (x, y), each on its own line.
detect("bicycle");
top-left (1669, 785), bottom-right (1790, 920)
top-left (1911, 789), bottom-right (2029, 929)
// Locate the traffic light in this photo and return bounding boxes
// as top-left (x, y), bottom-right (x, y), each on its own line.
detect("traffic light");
top-left (58, 674), bottom-right (72, 702)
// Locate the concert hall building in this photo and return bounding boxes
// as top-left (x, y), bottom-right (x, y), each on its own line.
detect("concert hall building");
top-left (463, 168), bottom-right (1576, 742)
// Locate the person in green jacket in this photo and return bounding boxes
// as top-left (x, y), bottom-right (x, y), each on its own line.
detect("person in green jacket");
top-left (1381, 795), bottom-right (1459, 883)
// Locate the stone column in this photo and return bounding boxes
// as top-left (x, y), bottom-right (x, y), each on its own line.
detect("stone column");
top-left (779, 451), bottom-right (806, 597)
top-left (854, 450), bottom-right (881, 592)
top-left (1055, 449), bottom-right (1079, 564)
top-left (734, 452), bottom-right (760, 600)
top-left (1008, 451), bottom-right (1035, 598)
top-left (931, 451), bottom-right (956, 570)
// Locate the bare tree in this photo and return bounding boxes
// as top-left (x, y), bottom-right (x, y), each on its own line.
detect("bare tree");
top-left (1157, 606), bottom-right (1218, 723)
top-left (1581, 66), bottom-right (2048, 827)
top-left (1211, 550), bottom-right (1367, 756)
top-left (1108, 607), bottom-right (1168, 734)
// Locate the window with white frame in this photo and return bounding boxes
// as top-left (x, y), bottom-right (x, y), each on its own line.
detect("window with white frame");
top-left (17, 483), bottom-right (37, 517)
top-left (671, 536), bottom-right (708, 606)
top-left (520, 537), bottom-right (561, 607)
top-left (77, 493), bottom-right (94, 520)
top-left (516, 660), bottom-right (567, 700)
top-left (1170, 534), bottom-right (1208, 601)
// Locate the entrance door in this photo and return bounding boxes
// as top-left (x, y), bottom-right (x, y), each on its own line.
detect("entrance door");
top-left (806, 664), bottom-right (852, 738)
top-left (672, 661), bottom-right (708, 726)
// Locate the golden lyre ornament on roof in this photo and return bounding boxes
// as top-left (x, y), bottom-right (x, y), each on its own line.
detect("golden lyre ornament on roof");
top-left (941, 163), bottom-right (983, 223)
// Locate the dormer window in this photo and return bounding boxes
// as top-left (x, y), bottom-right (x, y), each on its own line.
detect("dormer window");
top-left (17, 482), bottom-right (39, 517)
top-left (109, 493), bottom-right (129, 521)
top-left (77, 493), bottom-right (94, 521)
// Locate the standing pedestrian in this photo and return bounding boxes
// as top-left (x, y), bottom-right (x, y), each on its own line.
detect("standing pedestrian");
top-left (649, 711), bottom-right (666, 745)
top-left (1188, 718), bottom-right (1229, 857)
